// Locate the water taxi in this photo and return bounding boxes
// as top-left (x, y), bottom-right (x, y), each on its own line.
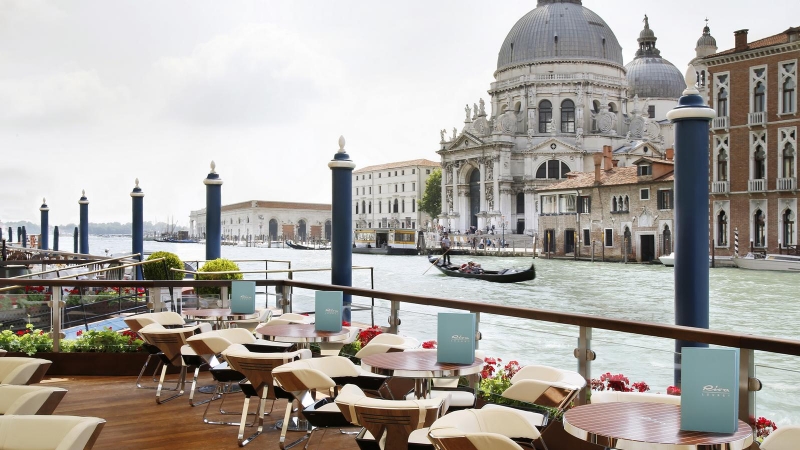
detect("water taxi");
top-left (733, 253), bottom-right (800, 272)
top-left (353, 228), bottom-right (419, 255)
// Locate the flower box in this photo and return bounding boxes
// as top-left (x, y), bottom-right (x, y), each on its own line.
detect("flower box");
top-left (5, 351), bottom-right (153, 376)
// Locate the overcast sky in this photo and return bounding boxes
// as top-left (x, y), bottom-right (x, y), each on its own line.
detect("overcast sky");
top-left (1, 0), bottom-right (796, 226)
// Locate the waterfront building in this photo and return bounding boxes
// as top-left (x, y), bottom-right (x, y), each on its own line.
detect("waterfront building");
top-left (352, 159), bottom-right (440, 231)
top-left (537, 146), bottom-right (675, 261)
top-left (189, 200), bottom-right (332, 242)
top-left (437, 1), bottom-right (681, 237)
top-left (695, 26), bottom-right (800, 256)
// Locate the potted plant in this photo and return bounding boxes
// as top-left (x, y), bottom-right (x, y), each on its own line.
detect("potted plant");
top-left (142, 251), bottom-right (184, 310)
top-left (194, 258), bottom-right (243, 297)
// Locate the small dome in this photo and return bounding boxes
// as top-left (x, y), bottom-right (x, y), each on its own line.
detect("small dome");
top-left (496, 0), bottom-right (623, 71)
top-left (625, 16), bottom-right (684, 99)
top-left (697, 26), bottom-right (716, 47)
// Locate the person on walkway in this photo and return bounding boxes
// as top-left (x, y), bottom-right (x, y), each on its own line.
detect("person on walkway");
top-left (441, 234), bottom-right (451, 265)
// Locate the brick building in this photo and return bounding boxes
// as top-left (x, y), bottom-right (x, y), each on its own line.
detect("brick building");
top-left (537, 146), bottom-right (675, 262)
top-left (695, 26), bottom-right (799, 255)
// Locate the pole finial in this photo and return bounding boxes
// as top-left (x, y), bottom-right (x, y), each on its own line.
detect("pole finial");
top-left (338, 136), bottom-right (346, 153)
top-left (683, 65), bottom-right (700, 95)
top-left (82, 189), bottom-right (85, 197)
top-left (210, 160), bottom-right (216, 173)
top-left (135, 178), bottom-right (140, 188)
top-left (42, 197), bottom-right (46, 204)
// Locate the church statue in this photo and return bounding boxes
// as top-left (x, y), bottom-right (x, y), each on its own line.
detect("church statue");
top-left (479, 98), bottom-right (486, 116)
top-left (633, 94), bottom-right (640, 113)
top-left (473, 103), bottom-right (479, 120)
top-left (452, 127), bottom-right (457, 140)
top-left (440, 129), bottom-right (446, 142)
top-left (465, 104), bottom-right (471, 121)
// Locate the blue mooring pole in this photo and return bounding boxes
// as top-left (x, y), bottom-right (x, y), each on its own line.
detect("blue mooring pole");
top-left (53, 226), bottom-right (59, 252)
top-left (131, 179), bottom-right (145, 280)
top-left (73, 227), bottom-right (78, 253)
top-left (204, 161), bottom-right (222, 261)
top-left (666, 67), bottom-right (715, 385)
top-left (21, 226), bottom-right (27, 248)
top-left (39, 198), bottom-right (49, 250)
top-left (328, 136), bottom-right (355, 323)
top-left (79, 190), bottom-right (89, 254)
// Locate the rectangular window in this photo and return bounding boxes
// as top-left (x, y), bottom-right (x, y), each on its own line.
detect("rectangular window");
top-left (541, 195), bottom-right (557, 214)
top-left (560, 194), bottom-right (577, 213)
top-left (402, 184), bottom-right (405, 192)
top-left (402, 170), bottom-right (405, 175)
top-left (395, 185), bottom-right (398, 193)
top-left (379, 173), bottom-right (381, 178)
top-left (379, 202), bottom-right (382, 213)
top-left (648, 105), bottom-right (656, 119)
top-left (355, 176), bottom-right (358, 181)
top-left (604, 228), bottom-right (613, 247)
top-left (394, 171), bottom-right (397, 176)
top-left (426, 169), bottom-right (431, 174)
top-left (369, 174), bottom-right (372, 179)
top-left (401, 200), bottom-right (405, 213)
top-left (412, 182), bottom-right (415, 191)
top-left (369, 187), bottom-right (372, 194)
top-left (412, 199), bottom-right (416, 212)
top-left (638, 165), bottom-right (652, 176)
top-left (379, 186), bottom-right (382, 194)
top-left (640, 188), bottom-right (650, 200)
top-left (412, 169), bottom-right (416, 174)
top-left (657, 189), bottom-right (673, 210)
top-left (780, 61), bottom-right (797, 114)
top-left (583, 228), bottom-right (590, 246)
top-left (577, 196), bottom-right (591, 213)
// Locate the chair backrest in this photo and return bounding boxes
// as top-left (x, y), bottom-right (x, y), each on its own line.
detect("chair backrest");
top-left (277, 313), bottom-right (312, 324)
top-left (428, 432), bottom-right (524, 450)
top-left (223, 345), bottom-right (310, 399)
top-left (334, 384), bottom-right (368, 424)
top-left (140, 329), bottom-right (195, 365)
top-left (760, 425), bottom-right (800, 450)
top-left (123, 313), bottom-right (157, 332)
top-left (429, 408), bottom-right (543, 450)
top-left (272, 359), bottom-right (341, 393)
top-left (353, 396), bottom-right (443, 450)
top-left (369, 333), bottom-right (419, 348)
top-left (590, 391), bottom-right (681, 405)
top-left (151, 311), bottom-right (186, 327)
top-left (186, 328), bottom-right (255, 357)
top-left (0, 415), bottom-right (105, 450)
top-left (502, 364), bottom-right (586, 410)
top-left (354, 343), bottom-right (407, 359)
top-left (0, 358), bottom-right (52, 385)
top-left (0, 384), bottom-right (68, 415)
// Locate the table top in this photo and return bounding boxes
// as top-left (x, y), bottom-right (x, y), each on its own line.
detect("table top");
top-left (563, 402), bottom-right (753, 450)
top-left (361, 351), bottom-right (484, 378)
top-left (183, 308), bottom-right (254, 318)
top-left (254, 323), bottom-right (348, 343)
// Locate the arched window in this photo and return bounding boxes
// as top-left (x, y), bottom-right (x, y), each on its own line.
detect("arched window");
top-left (784, 75), bottom-right (796, 114)
top-left (362, 201), bottom-right (366, 214)
top-left (612, 197), bottom-right (617, 212)
top-left (516, 192), bottom-right (525, 214)
top-left (782, 142), bottom-right (795, 178)
top-left (378, 201), bottom-right (382, 214)
top-left (401, 200), bottom-right (405, 213)
top-left (412, 199), bottom-right (415, 212)
top-left (663, 225), bottom-right (672, 254)
top-left (355, 202), bottom-right (359, 214)
top-left (623, 226), bottom-right (632, 254)
top-left (535, 160), bottom-right (571, 179)
top-left (368, 202), bottom-right (372, 214)
top-left (624, 195), bottom-right (629, 211)
top-left (754, 209), bottom-right (766, 247)
top-left (754, 146), bottom-right (766, 179)
top-left (783, 209), bottom-right (795, 246)
top-left (717, 88), bottom-right (728, 117)
top-left (561, 99), bottom-right (575, 133)
top-left (393, 199), bottom-right (399, 213)
top-left (717, 149), bottom-right (728, 181)
top-left (754, 82), bottom-right (765, 113)
top-left (538, 100), bottom-right (552, 133)
top-left (717, 211), bottom-right (728, 246)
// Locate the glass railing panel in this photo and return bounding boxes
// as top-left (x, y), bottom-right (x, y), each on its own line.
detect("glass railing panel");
top-left (755, 352), bottom-right (800, 426)
top-left (0, 293), bottom-right (53, 354)
top-left (591, 329), bottom-right (677, 395)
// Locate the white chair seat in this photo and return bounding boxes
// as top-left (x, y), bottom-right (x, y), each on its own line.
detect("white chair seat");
top-left (405, 390), bottom-right (474, 407)
top-left (409, 427), bottom-right (432, 445)
top-left (481, 403), bottom-right (546, 427)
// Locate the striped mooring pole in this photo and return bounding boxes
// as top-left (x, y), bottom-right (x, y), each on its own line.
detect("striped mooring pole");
top-left (734, 227), bottom-right (739, 257)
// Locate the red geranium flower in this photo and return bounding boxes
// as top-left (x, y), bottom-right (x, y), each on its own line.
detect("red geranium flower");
top-left (666, 386), bottom-right (681, 396)
top-left (422, 340), bottom-right (437, 349)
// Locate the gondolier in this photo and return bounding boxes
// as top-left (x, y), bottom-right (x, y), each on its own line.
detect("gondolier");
top-left (441, 234), bottom-right (451, 264)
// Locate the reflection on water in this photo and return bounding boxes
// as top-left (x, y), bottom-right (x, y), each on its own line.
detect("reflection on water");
top-left (93, 236), bottom-right (800, 424)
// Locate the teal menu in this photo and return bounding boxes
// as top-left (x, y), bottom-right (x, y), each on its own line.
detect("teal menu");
top-left (680, 347), bottom-right (739, 433)
top-left (230, 281), bottom-right (256, 314)
top-left (437, 313), bottom-right (476, 364)
top-left (315, 291), bottom-right (343, 332)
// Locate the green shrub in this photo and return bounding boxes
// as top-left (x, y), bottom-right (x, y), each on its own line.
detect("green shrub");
top-left (0, 324), bottom-right (54, 355)
top-left (142, 251), bottom-right (184, 281)
top-left (194, 258), bottom-right (243, 296)
top-left (61, 327), bottom-right (143, 353)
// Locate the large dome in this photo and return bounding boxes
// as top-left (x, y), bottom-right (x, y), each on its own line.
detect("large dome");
top-left (624, 16), bottom-right (684, 99)
top-left (496, 0), bottom-right (623, 71)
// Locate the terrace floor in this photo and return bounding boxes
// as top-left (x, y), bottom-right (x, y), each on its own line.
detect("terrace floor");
top-left (44, 373), bottom-right (359, 450)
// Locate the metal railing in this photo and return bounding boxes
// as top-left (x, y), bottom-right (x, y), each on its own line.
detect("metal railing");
top-left (2, 276), bottom-right (799, 427)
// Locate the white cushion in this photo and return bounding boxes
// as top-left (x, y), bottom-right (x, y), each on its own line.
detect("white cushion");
top-left (0, 385), bottom-right (66, 415)
top-left (409, 427), bottom-right (432, 445)
top-left (0, 415), bottom-right (105, 450)
top-left (480, 404), bottom-right (546, 427)
top-left (761, 425), bottom-right (800, 450)
top-left (315, 401), bottom-right (342, 413)
top-left (405, 390), bottom-right (474, 407)
top-left (0, 358), bottom-right (50, 385)
top-left (430, 408), bottom-right (542, 439)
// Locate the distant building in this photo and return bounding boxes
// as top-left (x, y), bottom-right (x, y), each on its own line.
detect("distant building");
top-left (438, 2), bottom-right (681, 237)
top-left (352, 159), bottom-right (440, 230)
top-left (537, 147), bottom-right (675, 262)
top-left (697, 25), bottom-right (799, 255)
top-left (189, 200), bottom-right (331, 242)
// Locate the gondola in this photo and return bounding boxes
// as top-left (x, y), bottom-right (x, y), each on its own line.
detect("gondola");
top-left (285, 240), bottom-right (329, 250)
top-left (427, 255), bottom-right (535, 283)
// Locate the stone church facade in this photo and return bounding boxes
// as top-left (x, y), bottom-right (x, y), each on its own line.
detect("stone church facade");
top-left (437, 0), bottom-right (683, 237)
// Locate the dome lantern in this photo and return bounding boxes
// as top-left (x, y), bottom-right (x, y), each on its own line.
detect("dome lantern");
top-left (695, 19), bottom-right (718, 57)
top-left (624, 15), bottom-right (685, 99)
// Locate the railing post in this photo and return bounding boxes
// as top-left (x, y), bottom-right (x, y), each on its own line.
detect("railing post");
top-left (575, 326), bottom-right (594, 405)
top-left (280, 284), bottom-right (292, 314)
top-left (739, 348), bottom-right (760, 426)
top-left (51, 288), bottom-right (63, 353)
top-left (388, 300), bottom-right (400, 334)
top-left (220, 285), bottom-right (228, 308)
top-left (472, 311), bottom-right (481, 350)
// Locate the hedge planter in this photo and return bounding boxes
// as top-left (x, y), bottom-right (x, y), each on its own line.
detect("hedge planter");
top-left (6, 352), bottom-right (153, 376)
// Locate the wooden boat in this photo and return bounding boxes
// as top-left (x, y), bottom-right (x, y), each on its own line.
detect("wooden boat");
top-left (733, 253), bottom-right (800, 272)
top-left (285, 240), bottom-right (329, 250)
top-left (427, 256), bottom-right (535, 283)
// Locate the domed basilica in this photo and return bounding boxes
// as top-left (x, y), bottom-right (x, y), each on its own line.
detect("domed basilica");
top-left (437, 0), bottom-right (686, 235)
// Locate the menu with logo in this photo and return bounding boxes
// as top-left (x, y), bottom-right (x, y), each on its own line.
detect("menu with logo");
top-left (437, 312), bottom-right (476, 364)
top-left (230, 281), bottom-right (256, 314)
top-left (680, 347), bottom-right (739, 433)
top-left (315, 291), bottom-right (343, 332)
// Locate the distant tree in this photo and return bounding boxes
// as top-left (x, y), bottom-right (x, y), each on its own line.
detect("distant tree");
top-left (419, 168), bottom-right (442, 220)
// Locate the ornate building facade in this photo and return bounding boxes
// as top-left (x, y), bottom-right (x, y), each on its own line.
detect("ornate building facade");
top-left (437, 0), bottom-right (682, 236)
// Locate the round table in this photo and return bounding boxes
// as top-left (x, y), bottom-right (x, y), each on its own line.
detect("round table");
top-left (254, 324), bottom-right (348, 347)
top-left (183, 308), bottom-right (254, 329)
top-left (360, 351), bottom-right (483, 399)
top-left (563, 402), bottom-right (753, 450)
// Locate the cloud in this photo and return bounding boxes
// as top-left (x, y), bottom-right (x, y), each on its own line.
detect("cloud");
top-left (0, 69), bottom-right (128, 128)
top-left (152, 23), bottom-right (346, 126)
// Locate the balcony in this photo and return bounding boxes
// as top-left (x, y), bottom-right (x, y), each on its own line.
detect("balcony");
top-left (711, 181), bottom-right (729, 194)
top-left (748, 111), bottom-right (766, 128)
top-left (748, 178), bottom-right (766, 192)
top-left (777, 177), bottom-right (797, 191)
top-left (711, 116), bottom-right (729, 131)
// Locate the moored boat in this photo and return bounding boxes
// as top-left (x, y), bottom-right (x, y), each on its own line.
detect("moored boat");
top-left (353, 228), bottom-right (419, 255)
top-left (733, 253), bottom-right (800, 272)
top-left (285, 240), bottom-right (329, 250)
top-left (426, 255), bottom-right (535, 283)
top-left (659, 252), bottom-right (675, 267)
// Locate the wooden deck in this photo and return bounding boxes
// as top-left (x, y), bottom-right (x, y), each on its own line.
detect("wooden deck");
top-left (43, 374), bottom-right (360, 450)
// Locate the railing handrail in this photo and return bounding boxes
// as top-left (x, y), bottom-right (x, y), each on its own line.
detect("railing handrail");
top-left (2, 277), bottom-right (800, 357)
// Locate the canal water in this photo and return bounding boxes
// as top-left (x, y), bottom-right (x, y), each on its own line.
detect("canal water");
top-left (92, 236), bottom-right (800, 424)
